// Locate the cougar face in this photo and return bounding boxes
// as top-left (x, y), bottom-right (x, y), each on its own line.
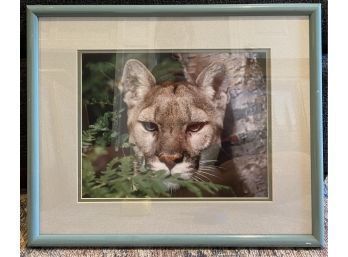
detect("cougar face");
top-left (118, 59), bottom-right (229, 189)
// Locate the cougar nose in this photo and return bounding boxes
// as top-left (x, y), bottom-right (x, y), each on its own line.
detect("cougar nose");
top-left (158, 153), bottom-right (183, 170)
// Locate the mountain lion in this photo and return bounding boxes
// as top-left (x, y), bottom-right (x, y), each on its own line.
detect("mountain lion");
top-left (118, 59), bottom-right (231, 191)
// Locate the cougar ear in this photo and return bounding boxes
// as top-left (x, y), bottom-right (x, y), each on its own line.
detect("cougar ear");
top-left (118, 59), bottom-right (156, 108)
top-left (195, 62), bottom-right (228, 107)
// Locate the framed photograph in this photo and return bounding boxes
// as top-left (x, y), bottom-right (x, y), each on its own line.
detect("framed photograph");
top-left (27, 4), bottom-right (324, 247)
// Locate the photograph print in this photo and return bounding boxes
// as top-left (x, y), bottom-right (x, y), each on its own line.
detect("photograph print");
top-left (80, 50), bottom-right (270, 200)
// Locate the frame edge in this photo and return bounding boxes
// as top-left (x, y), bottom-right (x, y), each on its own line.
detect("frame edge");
top-left (28, 234), bottom-right (321, 248)
top-left (27, 6), bottom-right (40, 247)
top-left (25, 3), bottom-right (325, 248)
top-left (26, 4), bottom-right (319, 16)
top-left (309, 4), bottom-right (325, 248)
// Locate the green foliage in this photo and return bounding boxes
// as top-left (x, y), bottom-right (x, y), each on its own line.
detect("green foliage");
top-left (82, 111), bottom-right (116, 148)
top-left (151, 56), bottom-right (184, 84)
top-left (82, 58), bottom-right (115, 107)
top-left (82, 155), bottom-right (228, 198)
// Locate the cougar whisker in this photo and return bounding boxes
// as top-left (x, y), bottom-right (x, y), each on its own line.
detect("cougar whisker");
top-left (192, 175), bottom-right (203, 182)
top-left (198, 170), bottom-right (220, 179)
top-left (195, 172), bottom-right (211, 182)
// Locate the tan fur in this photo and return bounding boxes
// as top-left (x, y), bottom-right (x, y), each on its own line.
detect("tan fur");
top-left (118, 59), bottom-right (228, 188)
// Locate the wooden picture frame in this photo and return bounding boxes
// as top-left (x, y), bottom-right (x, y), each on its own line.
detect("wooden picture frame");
top-left (27, 4), bottom-right (323, 247)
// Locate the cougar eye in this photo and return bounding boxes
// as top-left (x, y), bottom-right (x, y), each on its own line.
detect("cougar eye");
top-left (186, 122), bottom-right (206, 133)
top-left (141, 122), bottom-right (158, 132)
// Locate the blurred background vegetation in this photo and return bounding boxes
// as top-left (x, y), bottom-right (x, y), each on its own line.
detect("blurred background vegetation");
top-left (81, 52), bottom-right (227, 198)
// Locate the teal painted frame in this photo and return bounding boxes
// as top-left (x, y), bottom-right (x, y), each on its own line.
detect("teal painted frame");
top-left (27, 4), bottom-right (323, 247)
